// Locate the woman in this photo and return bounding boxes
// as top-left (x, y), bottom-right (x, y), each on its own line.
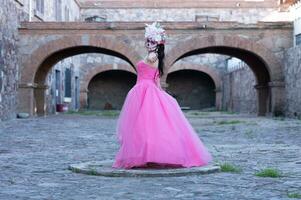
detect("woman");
top-left (112, 21), bottom-right (212, 169)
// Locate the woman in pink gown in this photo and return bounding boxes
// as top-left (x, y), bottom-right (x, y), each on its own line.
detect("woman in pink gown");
top-left (112, 22), bottom-right (212, 169)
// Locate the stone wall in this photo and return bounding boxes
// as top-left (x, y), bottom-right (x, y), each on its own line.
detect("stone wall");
top-left (0, 1), bottom-right (28, 121)
top-left (81, 8), bottom-right (275, 24)
top-left (0, 0), bottom-right (80, 120)
top-left (12, 0), bottom-right (80, 21)
top-left (284, 45), bottom-right (301, 118)
top-left (222, 66), bottom-right (257, 114)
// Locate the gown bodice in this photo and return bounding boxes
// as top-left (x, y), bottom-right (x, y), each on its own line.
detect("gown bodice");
top-left (136, 60), bottom-right (160, 85)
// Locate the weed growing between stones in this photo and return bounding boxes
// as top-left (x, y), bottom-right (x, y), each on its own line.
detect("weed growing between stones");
top-left (219, 163), bottom-right (242, 173)
top-left (64, 109), bottom-right (120, 117)
top-left (219, 110), bottom-right (236, 114)
top-left (287, 192), bottom-right (301, 199)
top-left (69, 166), bottom-right (81, 173)
top-left (191, 111), bottom-right (210, 116)
top-left (214, 120), bottom-right (244, 125)
top-left (87, 168), bottom-right (98, 175)
top-left (272, 116), bottom-right (285, 121)
top-left (255, 168), bottom-right (282, 178)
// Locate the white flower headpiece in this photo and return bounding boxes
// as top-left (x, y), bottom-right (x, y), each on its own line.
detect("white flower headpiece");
top-left (144, 21), bottom-right (167, 45)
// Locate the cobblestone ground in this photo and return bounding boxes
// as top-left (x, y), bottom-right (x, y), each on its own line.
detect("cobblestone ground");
top-left (0, 110), bottom-right (301, 200)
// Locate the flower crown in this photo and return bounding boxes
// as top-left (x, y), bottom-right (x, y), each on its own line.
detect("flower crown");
top-left (144, 21), bottom-right (167, 45)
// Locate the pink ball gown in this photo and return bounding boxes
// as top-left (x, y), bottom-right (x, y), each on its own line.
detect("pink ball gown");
top-left (112, 60), bottom-right (213, 169)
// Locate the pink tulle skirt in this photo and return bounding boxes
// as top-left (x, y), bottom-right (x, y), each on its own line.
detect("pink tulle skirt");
top-left (112, 79), bottom-right (213, 169)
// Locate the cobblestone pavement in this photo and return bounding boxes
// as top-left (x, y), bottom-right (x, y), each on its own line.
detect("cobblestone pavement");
top-left (0, 111), bottom-right (301, 200)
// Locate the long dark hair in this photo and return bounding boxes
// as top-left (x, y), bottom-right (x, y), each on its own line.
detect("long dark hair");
top-left (156, 43), bottom-right (165, 77)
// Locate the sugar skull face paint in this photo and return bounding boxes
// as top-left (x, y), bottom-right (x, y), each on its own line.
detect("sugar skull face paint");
top-left (145, 39), bottom-right (158, 52)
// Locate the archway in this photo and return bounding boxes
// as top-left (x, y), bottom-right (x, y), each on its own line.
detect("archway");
top-left (81, 64), bottom-right (136, 108)
top-left (164, 34), bottom-right (285, 116)
top-left (18, 35), bottom-right (141, 116)
top-left (87, 70), bottom-right (136, 110)
top-left (167, 70), bottom-right (216, 109)
top-left (167, 63), bottom-right (222, 110)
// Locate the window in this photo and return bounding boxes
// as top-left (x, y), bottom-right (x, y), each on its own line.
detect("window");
top-left (65, 6), bottom-right (70, 21)
top-left (34, 0), bottom-right (44, 20)
top-left (296, 34), bottom-right (301, 46)
top-left (75, 76), bottom-right (79, 109)
top-left (55, 0), bottom-right (62, 21)
top-left (55, 70), bottom-right (61, 104)
top-left (35, 0), bottom-right (44, 14)
top-left (64, 68), bottom-right (72, 98)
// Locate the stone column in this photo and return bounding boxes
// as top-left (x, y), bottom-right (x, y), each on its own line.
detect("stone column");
top-left (34, 84), bottom-right (49, 116)
top-left (17, 83), bottom-right (36, 116)
top-left (80, 88), bottom-right (88, 109)
top-left (268, 81), bottom-right (285, 116)
top-left (254, 84), bottom-right (270, 116)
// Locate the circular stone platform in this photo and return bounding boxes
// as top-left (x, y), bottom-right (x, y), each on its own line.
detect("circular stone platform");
top-left (68, 159), bottom-right (221, 177)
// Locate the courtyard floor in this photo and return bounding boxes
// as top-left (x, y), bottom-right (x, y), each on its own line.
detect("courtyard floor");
top-left (0, 110), bottom-right (301, 200)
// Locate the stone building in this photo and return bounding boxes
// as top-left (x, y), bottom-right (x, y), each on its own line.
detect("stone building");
top-left (0, 0), bottom-right (300, 121)
top-left (0, 0), bottom-right (81, 120)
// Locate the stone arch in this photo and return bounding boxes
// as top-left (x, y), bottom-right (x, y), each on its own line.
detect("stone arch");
top-left (164, 34), bottom-right (285, 116)
top-left (18, 35), bottom-right (141, 116)
top-left (167, 63), bottom-right (222, 110)
top-left (80, 63), bottom-right (136, 108)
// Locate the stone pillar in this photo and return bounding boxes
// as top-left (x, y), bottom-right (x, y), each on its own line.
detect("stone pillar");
top-left (17, 83), bottom-right (36, 116)
top-left (268, 81), bottom-right (285, 116)
top-left (34, 84), bottom-right (49, 116)
top-left (215, 88), bottom-right (222, 111)
top-left (80, 88), bottom-right (88, 109)
top-left (254, 84), bottom-right (270, 116)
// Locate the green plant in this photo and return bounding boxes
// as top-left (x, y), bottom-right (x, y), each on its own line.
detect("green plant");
top-left (215, 120), bottom-right (244, 125)
top-left (255, 168), bottom-right (282, 178)
top-left (88, 168), bottom-right (98, 175)
top-left (287, 192), bottom-right (301, 199)
top-left (99, 110), bottom-right (120, 117)
top-left (64, 109), bottom-right (120, 117)
top-left (69, 166), bottom-right (81, 173)
top-left (219, 110), bottom-right (236, 114)
top-left (220, 163), bottom-right (242, 173)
